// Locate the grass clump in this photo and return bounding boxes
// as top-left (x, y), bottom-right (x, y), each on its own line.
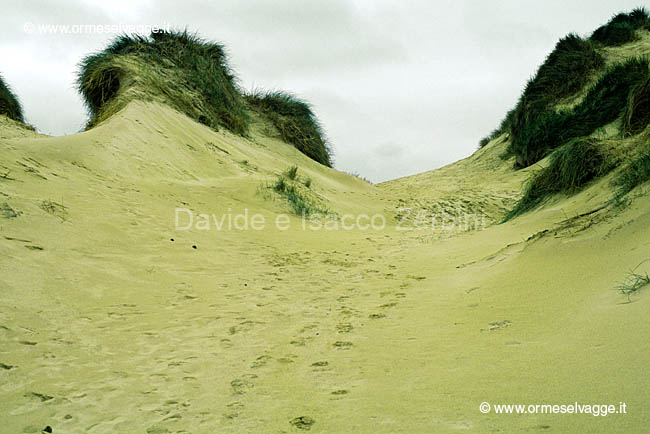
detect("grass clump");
top-left (622, 76), bottom-right (650, 135)
top-left (616, 260), bottom-right (650, 298)
top-left (505, 138), bottom-right (609, 220)
top-left (510, 58), bottom-right (650, 167)
top-left (273, 179), bottom-right (313, 215)
top-left (478, 136), bottom-right (491, 148)
top-left (246, 90), bottom-right (332, 167)
top-left (614, 145), bottom-right (650, 197)
top-left (77, 30), bottom-right (248, 134)
top-left (591, 8), bottom-right (650, 47)
top-left (269, 167), bottom-right (327, 216)
top-left (483, 34), bottom-right (603, 152)
top-left (271, 175), bottom-right (329, 217)
top-left (283, 165), bottom-right (299, 180)
top-left (0, 74), bottom-right (24, 122)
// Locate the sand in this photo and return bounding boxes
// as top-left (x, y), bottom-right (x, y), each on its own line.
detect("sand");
top-left (1, 101), bottom-right (649, 433)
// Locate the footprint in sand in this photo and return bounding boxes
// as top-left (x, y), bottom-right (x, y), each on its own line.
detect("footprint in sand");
top-left (406, 275), bottom-right (426, 281)
top-left (299, 324), bottom-right (318, 333)
top-left (332, 341), bottom-right (353, 350)
top-left (276, 354), bottom-right (297, 364)
top-left (228, 320), bottom-right (258, 335)
top-left (290, 416), bottom-right (315, 430)
top-left (336, 323), bottom-right (354, 333)
top-left (146, 425), bottom-right (170, 434)
top-left (230, 377), bottom-right (255, 395)
top-left (250, 355), bottom-right (272, 369)
top-left (224, 401), bottom-right (245, 420)
top-left (25, 392), bottom-right (53, 402)
top-left (220, 338), bottom-right (233, 348)
top-left (290, 336), bottom-right (315, 346)
top-left (311, 361), bottom-right (330, 371)
top-left (338, 306), bottom-right (361, 317)
top-left (485, 320), bottom-right (512, 331)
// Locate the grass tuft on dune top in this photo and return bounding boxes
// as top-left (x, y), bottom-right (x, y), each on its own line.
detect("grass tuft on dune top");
top-left (0, 74), bottom-right (24, 123)
top-left (246, 90), bottom-right (333, 167)
top-left (77, 30), bottom-right (249, 134)
top-left (77, 31), bottom-right (333, 166)
top-left (480, 34), bottom-right (603, 150)
top-left (484, 8), bottom-right (650, 168)
top-left (590, 8), bottom-right (650, 47)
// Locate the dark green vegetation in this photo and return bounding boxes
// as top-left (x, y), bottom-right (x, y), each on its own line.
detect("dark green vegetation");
top-left (246, 91), bottom-right (332, 167)
top-left (509, 34), bottom-right (604, 152)
top-left (484, 9), bottom-right (650, 166)
top-left (622, 76), bottom-right (650, 136)
top-left (510, 58), bottom-right (650, 167)
top-left (614, 145), bottom-right (650, 197)
top-left (481, 34), bottom-right (603, 150)
top-left (270, 167), bottom-right (328, 216)
top-left (0, 74), bottom-right (24, 122)
top-left (505, 138), bottom-right (609, 220)
top-left (591, 8), bottom-right (650, 47)
top-left (495, 9), bottom-right (650, 220)
top-left (78, 31), bottom-right (332, 166)
top-left (78, 30), bottom-right (248, 134)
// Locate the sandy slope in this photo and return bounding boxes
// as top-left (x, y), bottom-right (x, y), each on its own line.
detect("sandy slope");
top-left (1, 102), bottom-right (650, 433)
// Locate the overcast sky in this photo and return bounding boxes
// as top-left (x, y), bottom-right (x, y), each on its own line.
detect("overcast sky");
top-left (1, 1), bottom-right (644, 182)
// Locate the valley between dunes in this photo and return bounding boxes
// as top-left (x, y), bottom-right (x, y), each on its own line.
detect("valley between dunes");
top-left (2, 99), bottom-right (650, 433)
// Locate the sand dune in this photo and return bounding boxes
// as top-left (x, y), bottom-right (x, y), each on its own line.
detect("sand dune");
top-left (1, 97), bottom-right (649, 433)
top-left (3, 12), bottom-right (650, 433)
